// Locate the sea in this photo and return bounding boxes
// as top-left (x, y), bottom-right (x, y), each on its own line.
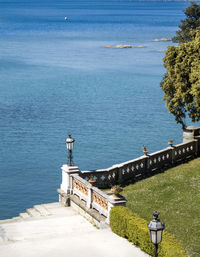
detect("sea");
top-left (0, 0), bottom-right (198, 219)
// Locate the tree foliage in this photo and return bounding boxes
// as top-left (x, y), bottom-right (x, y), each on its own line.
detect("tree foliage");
top-left (161, 30), bottom-right (200, 128)
top-left (172, 2), bottom-right (200, 43)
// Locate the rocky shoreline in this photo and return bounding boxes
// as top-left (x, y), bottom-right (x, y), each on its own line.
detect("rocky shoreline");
top-left (153, 37), bottom-right (171, 42)
top-left (105, 44), bottom-right (144, 48)
top-left (104, 38), bottom-right (171, 49)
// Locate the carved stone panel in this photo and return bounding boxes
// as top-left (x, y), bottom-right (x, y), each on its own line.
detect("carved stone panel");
top-left (74, 179), bottom-right (88, 196)
top-left (93, 192), bottom-right (108, 210)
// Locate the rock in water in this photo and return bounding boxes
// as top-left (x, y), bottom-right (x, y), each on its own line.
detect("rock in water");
top-left (160, 37), bottom-right (171, 41)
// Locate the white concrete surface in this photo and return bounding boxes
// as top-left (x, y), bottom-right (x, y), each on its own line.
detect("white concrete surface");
top-left (0, 202), bottom-right (149, 257)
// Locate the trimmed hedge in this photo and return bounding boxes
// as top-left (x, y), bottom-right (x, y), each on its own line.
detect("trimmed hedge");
top-left (110, 206), bottom-right (187, 257)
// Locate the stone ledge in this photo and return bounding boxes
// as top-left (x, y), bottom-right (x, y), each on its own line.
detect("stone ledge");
top-left (27, 208), bottom-right (41, 218)
top-left (0, 217), bottom-right (21, 224)
top-left (34, 205), bottom-right (51, 217)
top-left (57, 188), bottom-right (70, 206)
top-left (19, 213), bottom-right (30, 219)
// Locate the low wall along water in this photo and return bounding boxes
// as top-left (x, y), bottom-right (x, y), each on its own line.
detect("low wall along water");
top-left (58, 126), bottom-right (200, 224)
top-left (80, 126), bottom-right (200, 188)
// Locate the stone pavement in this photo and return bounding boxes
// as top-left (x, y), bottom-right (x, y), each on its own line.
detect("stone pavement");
top-left (0, 202), bottom-right (149, 257)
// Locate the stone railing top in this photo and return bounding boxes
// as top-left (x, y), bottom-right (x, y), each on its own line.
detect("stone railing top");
top-left (174, 141), bottom-right (194, 147)
top-left (72, 173), bottom-right (92, 187)
top-left (148, 147), bottom-right (171, 156)
top-left (81, 139), bottom-right (196, 175)
top-left (92, 186), bottom-right (109, 200)
top-left (72, 173), bottom-right (108, 197)
top-left (71, 173), bottom-right (119, 204)
top-left (81, 156), bottom-right (147, 174)
top-left (115, 155), bottom-right (146, 168)
top-left (87, 182), bottom-right (126, 205)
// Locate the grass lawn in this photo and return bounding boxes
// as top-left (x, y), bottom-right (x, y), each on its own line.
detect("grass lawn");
top-left (121, 158), bottom-right (200, 257)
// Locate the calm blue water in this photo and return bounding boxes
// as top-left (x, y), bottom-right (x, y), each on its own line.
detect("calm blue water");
top-left (0, 0), bottom-right (198, 219)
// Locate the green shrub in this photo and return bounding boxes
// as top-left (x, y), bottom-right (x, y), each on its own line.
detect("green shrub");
top-left (109, 204), bottom-right (129, 237)
top-left (110, 206), bottom-right (187, 257)
top-left (160, 231), bottom-right (187, 257)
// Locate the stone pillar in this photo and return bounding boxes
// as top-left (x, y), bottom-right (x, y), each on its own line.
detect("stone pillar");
top-left (144, 155), bottom-right (150, 176)
top-left (58, 164), bottom-right (80, 206)
top-left (183, 126), bottom-right (200, 155)
top-left (106, 195), bottom-right (127, 224)
top-left (117, 167), bottom-right (123, 184)
top-left (60, 164), bottom-right (80, 194)
top-left (167, 145), bottom-right (175, 165)
top-left (183, 126), bottom-right (200, 143)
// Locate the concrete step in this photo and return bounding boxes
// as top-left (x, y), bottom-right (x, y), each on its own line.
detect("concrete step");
top-left (19, 212), bottom-right (30, 219)
top-left (33, 205), bottom-right (51, 217)
top-left (26, 208), bottom-right (41, 218)
top-left (43, 202), bottom-right (77, 217)
top-left (0, 217), bottom-right (21, 224)
top-left (43, 202), bottom-right (61, 209)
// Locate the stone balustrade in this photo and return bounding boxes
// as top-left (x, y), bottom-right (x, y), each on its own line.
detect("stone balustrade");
top-left (80, 126), bottom-right (200, 188)
top-left (70, 173), bottom-right (126, 223)
top-left (58, 126), bottom-right (200, 225)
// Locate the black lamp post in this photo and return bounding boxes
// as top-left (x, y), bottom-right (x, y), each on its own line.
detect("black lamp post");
top-left (66, 133), bottom-right (75, 166)
top-left (148, 211), bottom-right (165, 257)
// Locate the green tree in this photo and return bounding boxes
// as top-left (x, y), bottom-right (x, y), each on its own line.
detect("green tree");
top-left (161, 30), bottom-right (200, 128)
top-left (172, 2), bottom-right (200, 43)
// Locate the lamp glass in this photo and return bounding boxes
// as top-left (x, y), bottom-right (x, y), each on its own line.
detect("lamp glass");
top-left (156, 230), bottom-right (162, 244)
top-left (66, 140), bottom-right (74, 150)
top-left (66, 135), bottom-right (74, 151)
top-left (150, 230), bottom-right (163, 244)
top-left (150, 230), bottom-right (157, 244)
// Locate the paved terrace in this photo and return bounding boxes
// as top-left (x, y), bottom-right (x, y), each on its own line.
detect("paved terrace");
top-left (0, 202), bottom-right (149, 257)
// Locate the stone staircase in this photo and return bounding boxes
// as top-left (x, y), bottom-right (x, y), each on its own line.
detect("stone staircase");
top-left (0, 202), bottom-right (76, 224)
top-left (18, 201), bottom-right (108, 229)
top-left (0, 200), bottom-right (107, 230)
top-left (0, 203), bottom-right (149, 257)
top-left (19, 203), bottom-right (53, 220)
